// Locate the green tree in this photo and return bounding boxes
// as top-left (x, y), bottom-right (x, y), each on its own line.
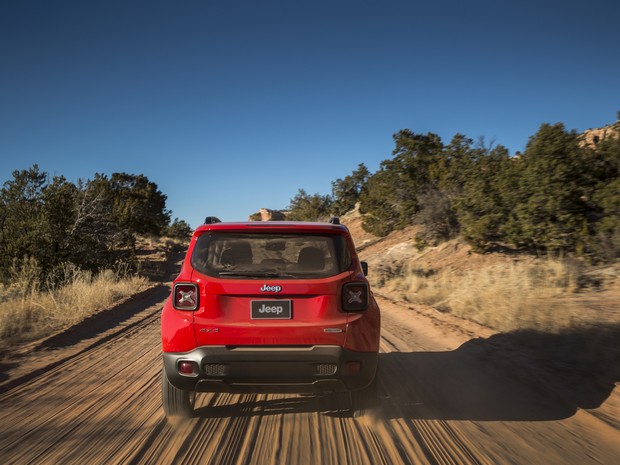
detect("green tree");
top-left (414, 188), bottom-right (460, 242)
top-left (66, 174), bottom-right (127, 269)
top-left (287, 189), bottom-right (333, 221)
top-left (435, 134), bottom-right (477, 196)
top-left (41, 175), bottom-right (79, 265)
top-left (359, 131), bottom-right (444, 236)
top-left (0, 165), bottom-right (48, 279)
top-left (358, 167), bottom-right (399, 236)
top-left (416, 134), bottom-right (498, 243)
top-left (454, 144), bottom-right (515, 249)
top-left (0, 165), bottom-right (189, 282)
top-left (165, 218), bottom-right (193, 239)
top-left (108, 173), bottom-right (171, 236)
top-left (331, 163), bottom-right (370, 216)
top-left (505, 123), bottom-right (592, 253)
top-left (588, 131), bottom-right (620, 260)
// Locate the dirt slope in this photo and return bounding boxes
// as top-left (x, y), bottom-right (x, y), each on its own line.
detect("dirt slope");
top-left (1, 232), bottom-right (619, 464)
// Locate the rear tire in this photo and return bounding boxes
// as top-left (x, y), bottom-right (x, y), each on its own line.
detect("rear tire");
top-left (162, 369), bottom-right (195, 418)
top-left (349, 367), bottom-right (380, 418)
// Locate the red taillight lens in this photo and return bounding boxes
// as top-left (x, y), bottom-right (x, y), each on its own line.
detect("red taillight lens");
top-left (342, 282), bottom-right (369, 312)
top-left (178, 361), bottom-right (198, 376)
top-left (173, 283), bottom-right (199, 310)
top-left (344, 361), bottom-right (362, 374)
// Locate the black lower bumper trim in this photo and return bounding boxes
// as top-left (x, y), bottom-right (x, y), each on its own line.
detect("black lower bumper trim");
top-left (163, 345), bottom-right (378, 394)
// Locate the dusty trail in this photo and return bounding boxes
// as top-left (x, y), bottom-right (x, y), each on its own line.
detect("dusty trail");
top-left (1, 290), bottom-right (619, 465)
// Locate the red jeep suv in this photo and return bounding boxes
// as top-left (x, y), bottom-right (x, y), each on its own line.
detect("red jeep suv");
top-left (161, 217), bottom-right (381, 418)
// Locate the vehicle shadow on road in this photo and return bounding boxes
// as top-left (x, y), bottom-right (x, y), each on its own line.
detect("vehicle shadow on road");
top-left (192, 324), bottom-right (620, 422)
top-left (379, 324), bottom-right (620, 421)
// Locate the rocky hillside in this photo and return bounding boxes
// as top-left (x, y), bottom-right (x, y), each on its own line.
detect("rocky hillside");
top-left (339, 205), bottom-right (620, 333)
top-left (580, 120), bottom-right (620, 147)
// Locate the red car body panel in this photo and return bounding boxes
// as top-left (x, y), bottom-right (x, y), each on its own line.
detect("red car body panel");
top-left (161, 306), bottom-right (196, 352)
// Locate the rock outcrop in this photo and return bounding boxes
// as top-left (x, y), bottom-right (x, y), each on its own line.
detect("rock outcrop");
top-left (580, 121), bottom-right (620, 148)
top-left (248, 208), bottom-right (287, 221)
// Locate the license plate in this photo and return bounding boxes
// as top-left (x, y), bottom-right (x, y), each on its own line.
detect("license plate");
top-left (251, 300), bottom-right (292, 319)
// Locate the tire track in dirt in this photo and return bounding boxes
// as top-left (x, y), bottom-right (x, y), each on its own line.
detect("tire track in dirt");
top-left (0, 304), bottom-right (164, 464)
top-left (1, 294), bottom-right (620, 464)
top-left (0, 284), bottom-right (169, 396)
top-left (377, 297), bottom-right (620, 465)
top-left (377, 318), bottom-right (493, 465)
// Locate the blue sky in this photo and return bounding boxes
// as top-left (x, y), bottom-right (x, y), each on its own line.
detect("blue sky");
top-left (1, 0), bottom-right (618, 227)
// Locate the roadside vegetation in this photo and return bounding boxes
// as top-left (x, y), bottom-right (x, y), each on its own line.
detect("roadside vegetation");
top-left (2, 115), bottom-right (618, 343)
top-left (0, 167), bottom-right (191, 345)
top-left (0, 258), bottom-right (149, 342)
top-left (369, 241), bottom-right (620, 381)
top-left (289, 115), bottom-right (620, 335)
top-left (288, 116), bottom-right (620, 263)
top-left (377, 252), bottom-right (604, 333)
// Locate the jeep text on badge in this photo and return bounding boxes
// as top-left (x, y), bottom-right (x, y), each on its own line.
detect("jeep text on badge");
top-left (251, 300), bottom-right (292, 319)
top-left (161, 217), bottom-right (381, 419)
top-left (260, 284), bottom-right (282, 293)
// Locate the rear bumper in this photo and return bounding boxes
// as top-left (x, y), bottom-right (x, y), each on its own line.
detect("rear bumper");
top-left (163, 345), bottom-right (378, 394)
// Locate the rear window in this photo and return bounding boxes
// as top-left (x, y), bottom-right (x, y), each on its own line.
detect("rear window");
top-left (191, 232), bottom-right (351, 279)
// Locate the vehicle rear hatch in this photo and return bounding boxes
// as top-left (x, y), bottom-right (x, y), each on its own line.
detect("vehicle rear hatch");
top-left (188, 227), bottom-right (353, 346)
top-left (192, 275), bottom-right (350, 346)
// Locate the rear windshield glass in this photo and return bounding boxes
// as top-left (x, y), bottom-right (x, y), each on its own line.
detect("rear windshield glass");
top-left (191, 232), bottom-right (351, 279)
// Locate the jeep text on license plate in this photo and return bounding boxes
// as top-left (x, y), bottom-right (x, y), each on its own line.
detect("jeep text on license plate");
top-left (250, 300), bottom-right (292, 319)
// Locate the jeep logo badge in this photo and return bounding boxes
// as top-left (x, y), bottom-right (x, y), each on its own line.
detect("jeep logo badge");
top-left (260, 284), bottom-right (282, 293)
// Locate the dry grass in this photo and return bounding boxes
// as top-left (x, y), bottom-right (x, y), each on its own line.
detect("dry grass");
top-left (380, 257), bottom-right (588, 333)
top-left (0, 234), bottom-right (184, 345)
top-left (0, 259), bottom-right (149, 344)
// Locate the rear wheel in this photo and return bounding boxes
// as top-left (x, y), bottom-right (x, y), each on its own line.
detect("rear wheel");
top-left (162, 369), bottom-right (195, 418)
top-left (349, 367), bottom-right (380, 418)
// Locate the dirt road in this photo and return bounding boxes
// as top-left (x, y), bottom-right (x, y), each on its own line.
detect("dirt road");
top-left (1, 286), bottom-right (619, 465)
